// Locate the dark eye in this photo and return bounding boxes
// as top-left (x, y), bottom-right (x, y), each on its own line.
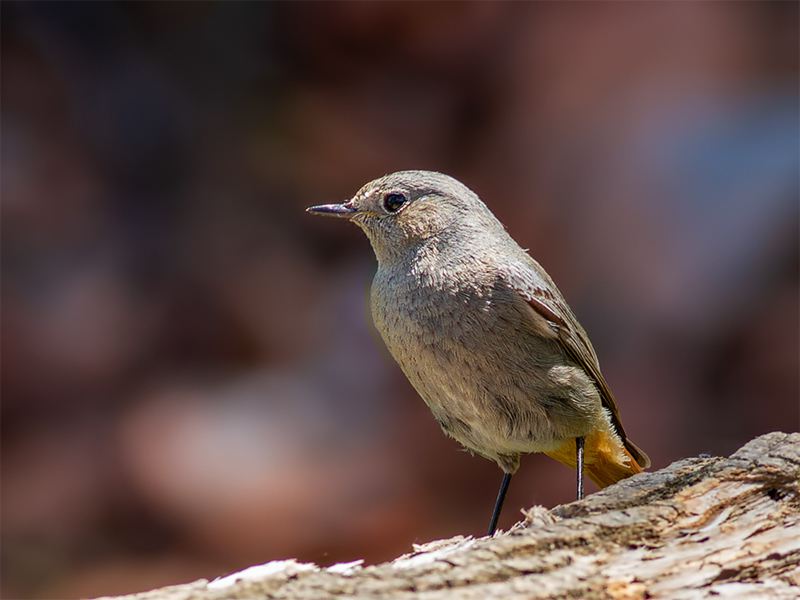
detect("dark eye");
top-left (383, 192), bottom-right (407, 213)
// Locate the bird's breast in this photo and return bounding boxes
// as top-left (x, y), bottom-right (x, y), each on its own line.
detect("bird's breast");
top-left (371, 263), bottom-right (502, 357)
top-left (369, 260), bottom-right (596, 457)
top-left (372, 265), bottom-right (524, 428)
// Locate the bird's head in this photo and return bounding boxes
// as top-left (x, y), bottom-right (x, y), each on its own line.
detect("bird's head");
top-left (307, 170), bottom-right (493, 264)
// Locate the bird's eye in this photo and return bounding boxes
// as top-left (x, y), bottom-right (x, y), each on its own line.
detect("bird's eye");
top-left (383, 193), bottom-right (407, 213)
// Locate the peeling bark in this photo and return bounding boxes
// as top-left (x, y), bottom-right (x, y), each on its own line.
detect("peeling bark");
top-left (98, 432), bottom-right (800, 600)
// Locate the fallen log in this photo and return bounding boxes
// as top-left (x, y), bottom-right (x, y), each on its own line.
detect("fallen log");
top-left (98, 431), bottom-right (800, 600)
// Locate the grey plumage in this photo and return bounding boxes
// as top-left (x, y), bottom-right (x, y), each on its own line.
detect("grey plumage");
top-left (307, 170), bottom-right (648, 486)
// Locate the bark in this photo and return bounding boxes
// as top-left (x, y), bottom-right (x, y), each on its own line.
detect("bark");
top-left (98, 431), bottom-right (800, 600)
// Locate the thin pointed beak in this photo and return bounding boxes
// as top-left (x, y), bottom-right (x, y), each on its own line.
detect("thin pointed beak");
top-left (306, 202), bottom-right (357, 218)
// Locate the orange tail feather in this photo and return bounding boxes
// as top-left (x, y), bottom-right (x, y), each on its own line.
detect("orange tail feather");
top-left (585, 446), bottom-right (643, 488)
top-left (545, 431), bottom-right (645, 489)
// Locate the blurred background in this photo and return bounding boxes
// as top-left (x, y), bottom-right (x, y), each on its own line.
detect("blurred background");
top-left (2, 2), bottom-right (798, 598)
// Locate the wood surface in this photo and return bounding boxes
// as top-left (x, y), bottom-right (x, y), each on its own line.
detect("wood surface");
top-left (97, 431), bottom-right (800, 600)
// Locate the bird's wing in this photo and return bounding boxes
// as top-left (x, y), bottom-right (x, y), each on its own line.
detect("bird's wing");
top-left (510, 269), bottom-right (651, 469)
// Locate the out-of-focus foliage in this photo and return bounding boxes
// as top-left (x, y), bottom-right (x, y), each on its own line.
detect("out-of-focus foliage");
top-left (2, 2), bottom-right (797, 598)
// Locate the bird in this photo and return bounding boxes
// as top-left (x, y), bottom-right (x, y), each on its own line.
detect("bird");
top-left (307, 170), bottom-right (649, 535)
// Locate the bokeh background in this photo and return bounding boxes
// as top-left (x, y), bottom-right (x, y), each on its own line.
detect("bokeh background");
top-left (2, 2), bottom-right (798, 598)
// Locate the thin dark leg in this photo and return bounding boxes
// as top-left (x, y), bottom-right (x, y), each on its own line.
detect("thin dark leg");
top-left (487, 472), bottom-right (512, 536)
top-left (576, 436), bottom-right (585, 500)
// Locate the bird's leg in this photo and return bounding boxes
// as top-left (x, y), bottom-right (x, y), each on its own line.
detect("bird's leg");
top-left (487, 472), bottom-right (512, 536)
top-left (576, 436), bottom-right (585, 500)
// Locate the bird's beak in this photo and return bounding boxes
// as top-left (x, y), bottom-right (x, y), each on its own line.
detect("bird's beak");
top-left (306, 201), bottom-right (357, 219)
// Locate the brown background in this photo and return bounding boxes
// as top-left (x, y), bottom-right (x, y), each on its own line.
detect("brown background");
top-left (2, 2), bottom-right (798, 598)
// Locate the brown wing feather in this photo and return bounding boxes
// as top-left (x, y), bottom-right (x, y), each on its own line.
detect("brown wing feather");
top-left (525, 291), bottom-right (651, 469)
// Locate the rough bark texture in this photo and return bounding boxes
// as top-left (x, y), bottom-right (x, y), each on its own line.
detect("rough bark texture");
top-left (98, 432), bottom-right (800, 600)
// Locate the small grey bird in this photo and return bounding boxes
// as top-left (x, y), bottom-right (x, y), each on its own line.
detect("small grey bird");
top-left (307, 171), bottom-right (649, 534)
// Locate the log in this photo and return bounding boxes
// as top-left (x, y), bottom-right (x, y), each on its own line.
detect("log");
top-left (98, 432), bottom-right (800, 600)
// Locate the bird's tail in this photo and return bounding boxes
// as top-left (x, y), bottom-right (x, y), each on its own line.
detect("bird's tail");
top-left (585, 445), bottom-right (643, 488)
top-left (545, 429), bottom-right (646, 489)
